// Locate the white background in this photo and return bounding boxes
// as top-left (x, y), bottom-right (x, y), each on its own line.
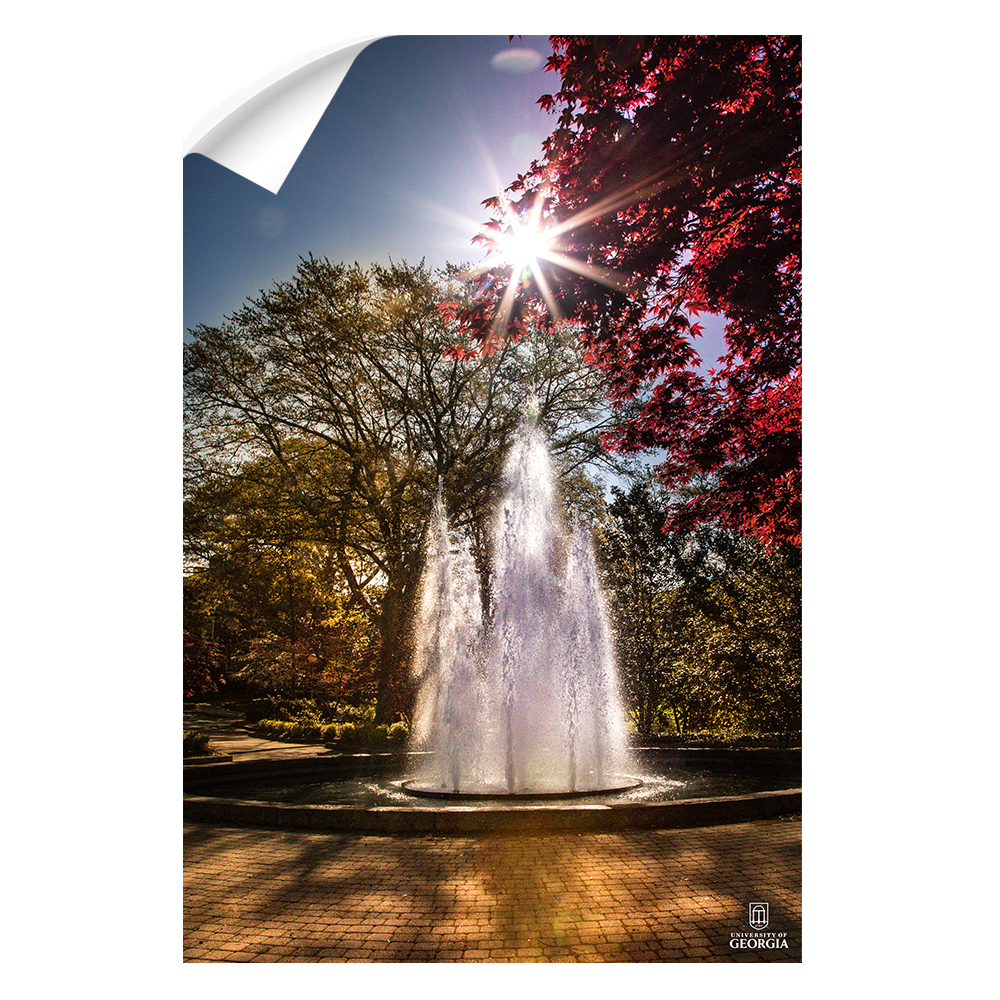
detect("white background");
top-left (4, 2), bottom-right (995, 993)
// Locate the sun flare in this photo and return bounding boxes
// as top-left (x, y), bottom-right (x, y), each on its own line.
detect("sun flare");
top-left (435, 181), bottom-right (636, 339)
top-left (496, 215), bottom-right (555, 274)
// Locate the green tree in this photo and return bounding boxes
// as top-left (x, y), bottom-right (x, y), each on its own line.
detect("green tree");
top-left (184, 257), bottom-right (618, 721)
top-left (601, 476), bottom-right (674, 734)
top-left (669, 528), bottom-right (801, 738)
top-left (602, 476), bottom-right (800, 738)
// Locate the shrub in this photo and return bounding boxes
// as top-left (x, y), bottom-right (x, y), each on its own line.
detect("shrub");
top-left (183, 731), bottom-right (212, 756)
top-left (245, 697), bottom-right (330, 725)
top-left (345, 722), bottom-right (388, 746)
top-left (286, 720), bottom-right (324, 742)
top-left (386, 721), bottom-right (409, 744)
top-left (335, 701), bottom-right (377, 726)
top-left (339, 722), bottom-right (357, 742)
top-left (256, 719), bottom-right (293, 739)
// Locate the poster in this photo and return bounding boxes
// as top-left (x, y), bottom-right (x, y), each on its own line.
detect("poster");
top-left (183, 34), bottom-right (802, 966)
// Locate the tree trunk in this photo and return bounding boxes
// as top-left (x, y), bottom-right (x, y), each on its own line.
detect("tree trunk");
top-left (373, 566), bottom-right (420, 725)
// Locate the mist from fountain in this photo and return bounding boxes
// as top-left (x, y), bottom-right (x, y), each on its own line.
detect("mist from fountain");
top-left (410, 420), bottom-right (630, 796)
top-left (410, 488), bottom-right (485, 793)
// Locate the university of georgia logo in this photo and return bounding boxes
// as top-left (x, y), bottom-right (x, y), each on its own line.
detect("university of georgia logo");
top-left (729, 901), bottom-right (787, 949)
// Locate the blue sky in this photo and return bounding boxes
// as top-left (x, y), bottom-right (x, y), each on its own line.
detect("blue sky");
top-left (185, 36), bottom-right (557, 332)
top-left (183, 33), bottom-right (730, 372)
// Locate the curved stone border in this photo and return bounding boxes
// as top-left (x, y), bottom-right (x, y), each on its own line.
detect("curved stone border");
top-left (184, 752), bottom-right (800, 834)
top-left (184, 788), bottom-right (800, 833)
top-left (184, 754), bottom-right (233, 765)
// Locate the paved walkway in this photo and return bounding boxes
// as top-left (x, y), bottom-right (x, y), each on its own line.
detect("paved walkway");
top-left (183, 703), bottom-right (801, 963)
top-left (184, 703), bottom-right (327, 761)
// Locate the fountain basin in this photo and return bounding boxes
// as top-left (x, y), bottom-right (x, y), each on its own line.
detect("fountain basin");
top-left (183, 748), bottom-right (801, 833)
top-left (401, 776), bottom-right (643, 800)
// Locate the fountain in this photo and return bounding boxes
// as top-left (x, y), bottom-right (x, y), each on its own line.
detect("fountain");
top-left (183, 418), bottom-right (801, 831)
top-left (407, 418), bottom-right (634, 798)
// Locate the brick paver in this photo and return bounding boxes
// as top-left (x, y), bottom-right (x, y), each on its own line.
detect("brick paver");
top-left (184, 818), bottom-right (801, 962)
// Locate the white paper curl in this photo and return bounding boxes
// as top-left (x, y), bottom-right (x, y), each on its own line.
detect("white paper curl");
top-left (186, 38), bottom-right (378, 194)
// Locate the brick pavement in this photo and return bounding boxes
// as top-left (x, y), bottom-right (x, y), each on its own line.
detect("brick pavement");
top-left (184, 818), bottom-right (801, 962)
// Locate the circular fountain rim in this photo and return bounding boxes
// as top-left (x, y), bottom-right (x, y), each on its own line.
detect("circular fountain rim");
top-left (183, 751), bottom-right (801, 834)
top-left (400, 775), bottom-right (643, 801)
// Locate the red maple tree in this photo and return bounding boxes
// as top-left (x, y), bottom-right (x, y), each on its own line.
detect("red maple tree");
top-left (454, 36), bottom-right (801, 547)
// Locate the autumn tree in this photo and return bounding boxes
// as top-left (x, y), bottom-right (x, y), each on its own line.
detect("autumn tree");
top-left (184, 451), bottom-right (381, 705)
top-left (183, 576), bottom-right (227, 699)
top-left (184, 257), bottom-right (619, 721)
top-left (458, 35), bottom-right (801, 548)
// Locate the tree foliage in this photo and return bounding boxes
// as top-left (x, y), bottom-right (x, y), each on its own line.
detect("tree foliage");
top-left (182, 629), bottom-right (226, 700)
top-left (183, 576), bottom-right (229, 698)
top-left (184, 462), bottom-right (381, 706)
top-left (600, 475), bottom-right (673, 734)
top-left (458, 36), bottom-right (802, 548)
top-left (602, 475), bottom-right (800, 738)
top-left (184, 257), bottom-right (618, 719)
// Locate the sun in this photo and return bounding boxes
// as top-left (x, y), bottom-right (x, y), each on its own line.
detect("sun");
top-left (461, 189), bottom-right (632, 337)
top-left (496, 215), bottom-right (555, 275)
top-left (477, 196), bottom-right (565, 331)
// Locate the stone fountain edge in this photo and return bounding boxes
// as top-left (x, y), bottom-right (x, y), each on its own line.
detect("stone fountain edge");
top-left (183, 785), bottom-right (801, 835)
